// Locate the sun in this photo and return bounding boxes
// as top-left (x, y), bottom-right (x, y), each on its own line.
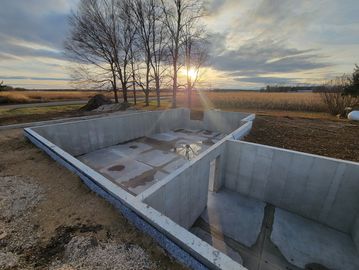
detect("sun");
top-left (187, 68), bottom-right (198, 80)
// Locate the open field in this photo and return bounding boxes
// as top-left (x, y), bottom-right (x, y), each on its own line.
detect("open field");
top-left (0, 91), bottom-right (333, 126)
top-left (1, 90), bottom-right (326, 112)
top-left (176, 91), bottom-right (327, 112)
top-left (0, 104), bottom-right (90, 126)
top-left (0, 90), bottom-right (172, 104)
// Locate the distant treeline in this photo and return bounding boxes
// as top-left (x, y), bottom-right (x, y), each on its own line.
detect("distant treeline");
top-left (260, 85), bottom-right (322, 92)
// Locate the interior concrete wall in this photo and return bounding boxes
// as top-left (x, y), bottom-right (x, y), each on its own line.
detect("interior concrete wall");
top-left (203, 110), bottom-right (250, 134)
top-left (32, 108), bottom-right (189, 156)
top-left (353, 215), bottom-right (359, 251)
top-left (142, 141), bottom-right (226, 229)
top-left (223, 140), bottom-right (359, 234)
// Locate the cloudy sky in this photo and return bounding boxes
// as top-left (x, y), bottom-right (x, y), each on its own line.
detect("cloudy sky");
top-left (0, 0), bottom-right (358, 89)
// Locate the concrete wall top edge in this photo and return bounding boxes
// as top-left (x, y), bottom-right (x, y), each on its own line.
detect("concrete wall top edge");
top-left (31, 108), bottom-right (189, 131)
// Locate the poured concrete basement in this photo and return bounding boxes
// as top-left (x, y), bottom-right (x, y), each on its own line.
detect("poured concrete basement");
top-left (78, 129), bottom-right (224, 195)
top-left (77, 129), bottom-right (224, 195)
top-left (25, 108), bottom-right (359, 270)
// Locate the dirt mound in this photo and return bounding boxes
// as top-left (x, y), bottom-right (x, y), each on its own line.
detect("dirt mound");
top-left (80, 94), bottom-right (112, 111)
top-left (93, 102), bottom-right (131, 112)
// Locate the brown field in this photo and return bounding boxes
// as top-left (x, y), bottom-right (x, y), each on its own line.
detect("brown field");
top-left (1, 90), bottom-right (325, 112)
top-left (176, 91), bottom-right (327, 112)
top-left (0, 90), bottom-right (172, 104)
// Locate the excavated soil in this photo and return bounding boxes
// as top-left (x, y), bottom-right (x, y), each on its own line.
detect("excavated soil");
top-left (244, 115), bottom-right (359, 162)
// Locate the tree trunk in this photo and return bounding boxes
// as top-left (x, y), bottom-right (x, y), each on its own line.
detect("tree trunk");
top-left (132, 76), bottom-right (136, 105)
top-left (172, 60), bottom-right (177, 108)
top-left (145, 92), bottom-right (149, 106)
top-left (112, 67), bottom-right (119, 103)
top-left (187, 86), bottom-right (192, 109)
top-left (114, 88), bottom-right (119, 103)
top-left (156, 77), bottom-right (160, 107)
top-left (122, 82), bottom-right (128, 103)
top-left (145, 60), bottom-right (150, 107)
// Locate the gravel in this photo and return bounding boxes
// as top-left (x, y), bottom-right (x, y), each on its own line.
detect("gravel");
top-left (51, 236), bottom-right (156, 270)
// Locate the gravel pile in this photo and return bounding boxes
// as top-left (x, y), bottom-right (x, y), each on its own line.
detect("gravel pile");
top-left (0, 176), bottom-right (43, 221)
top-left (0, 176), bottom-right (44, 269)
top-left (51, 236), bottom-right (155, 270)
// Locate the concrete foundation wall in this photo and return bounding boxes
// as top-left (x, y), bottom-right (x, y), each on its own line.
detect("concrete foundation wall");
top-left (142, 142), bottom-right (226, 229)
top-left (32, 109), bottom-right (252, 157)
top-left (353, 216), bottom-right (359, 251)
top-left (32, 108), bottom-right (189, 156)
top-left (223, 140), bottom-right (359, 233)
top-left (203, 110), bottom-right (250, 134)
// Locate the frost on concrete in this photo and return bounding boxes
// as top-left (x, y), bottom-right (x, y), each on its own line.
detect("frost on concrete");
top-left (51, 236), bottom-right (156, 270)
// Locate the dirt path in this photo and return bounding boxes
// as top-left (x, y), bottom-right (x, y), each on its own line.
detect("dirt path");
top-left (0, 129), bottom-right (185, 270)
top-left (244, 115), bottom-right (359, 162)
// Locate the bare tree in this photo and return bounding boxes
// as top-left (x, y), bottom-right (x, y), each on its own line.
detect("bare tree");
top-left (161, 0), bottom-right (205, 108)
top-left (114, 0), bottom-right (137, 104)
top-left (132, 0), bottom-right (153, 106)
top-left (319, 74), bottom-right (359, 116)
top-left (149, 0), bottom-right (168, 107)
top-left (65, 0), bottom-right (121, 102)
top-left (183, 20), bottom-right (208, 108)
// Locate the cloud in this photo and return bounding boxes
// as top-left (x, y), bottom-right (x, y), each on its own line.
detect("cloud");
top-left (0, 75), bottom-right (70, 81)
top-left (235, 76), bottom-right (301, 85)
top-left (210, 38), bottom-right (330, 76)
top-left (0, 1), bottom-right (75, 52)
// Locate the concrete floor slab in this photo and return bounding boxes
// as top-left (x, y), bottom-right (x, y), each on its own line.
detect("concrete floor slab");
top-left (197, 130), bottom-right (221, 138)
top-left (271, 208), bottom-right (359, 270)
top-left (128, 171), bottom-right (168, 195)
top-left (148, 132), bottom-right (179, 142)
top-left (110, 142), bottom-right (153, 157)
top-left (191, 227), bottom-right (243, 265)
top-left (100, 158), bottom-right (153, 183)
top-left (162, 158), bottom-right (187, 173)
top-left (201, 189), bottom-right (266, 247)
top-left (77, 149), bottom-right (123, 170)
top-left (136, 149), bottom-right (178, 167)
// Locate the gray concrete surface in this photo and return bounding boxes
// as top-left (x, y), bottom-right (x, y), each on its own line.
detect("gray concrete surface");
top-left (33, 108), bottom-right (189, 156)
top-left (201, 189), bottom-right (265, 248)
top-left (224, 140), bottom-right (359, 234)
top-left (78, 129), bottom-right (223, 196)
top-left (353, 216), bottom-right (359, 251)
top-left (142, 138), bottom-right (227, 229)
top-left (203, 110), bottom-right (250, 134)
top-left (190, 227), bottom-right (244, 265)
top-left (271, 208), bottom-right (359, 270)
top-left (194, 204), bottom-right (302, 270)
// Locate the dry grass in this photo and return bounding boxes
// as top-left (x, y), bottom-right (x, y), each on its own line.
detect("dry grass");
top-left (176, 91), bottom-right (327, 112)
top-left (0, 91), bottom-right (102, 104)
top-left (0, 90), bottom-right (172, 104)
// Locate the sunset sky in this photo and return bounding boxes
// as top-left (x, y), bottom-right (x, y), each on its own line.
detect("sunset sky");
top-left (0, 0), bottom-right (358, 89)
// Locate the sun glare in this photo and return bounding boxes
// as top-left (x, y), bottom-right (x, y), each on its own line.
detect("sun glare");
top-left (187, 68), bottom-right (198, 80)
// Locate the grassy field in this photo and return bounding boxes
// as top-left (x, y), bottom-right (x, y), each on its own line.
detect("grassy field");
top-left (0, 90), bottom-right (332, 125)
top-left (175, 91), bottom-right (327, 112)
top-left (0, 91), bottom-right (98, 103)
top-left (0, 90), bottom-right (171, 104)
